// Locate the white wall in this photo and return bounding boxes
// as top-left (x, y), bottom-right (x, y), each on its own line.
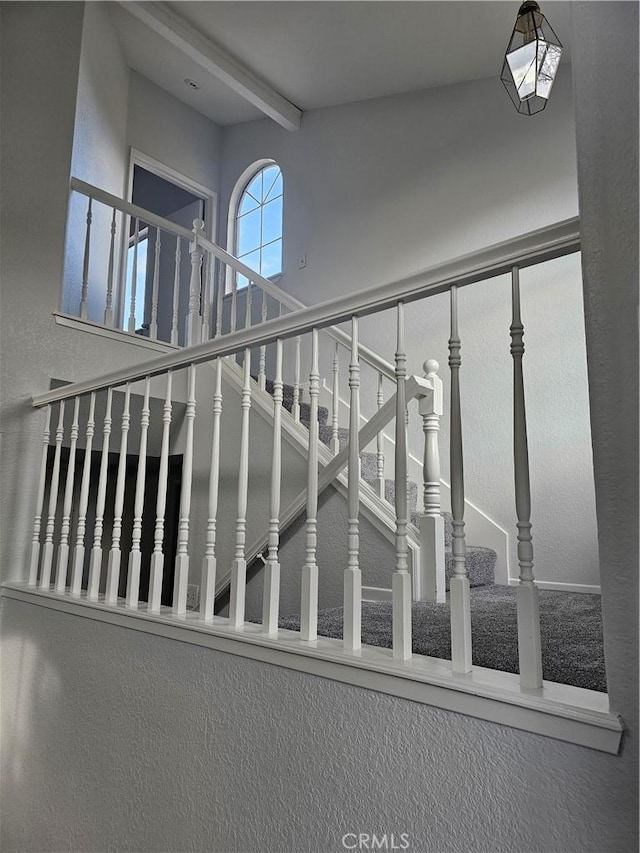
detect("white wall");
top-left (62, 1), bottom-right (130, 321)
top-left (127, 71), bottom-right (222, 199)
top-left (2, 599), bottom-right (636, 853)
top-left (219, 67), bottom-right (600, 589)
top-left (571, 0), bottom-right (638, 751)
top-left (0, 4), bottom-right (223, 585)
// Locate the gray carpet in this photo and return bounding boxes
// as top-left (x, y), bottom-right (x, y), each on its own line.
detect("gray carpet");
top-left (279, 586), bottom-right (606, 692)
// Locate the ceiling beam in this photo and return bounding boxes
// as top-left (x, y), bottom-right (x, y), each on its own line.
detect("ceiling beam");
top-left (118, 1), bottom-right (302, 131)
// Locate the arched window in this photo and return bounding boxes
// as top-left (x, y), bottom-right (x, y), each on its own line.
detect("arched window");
top-left (233, 162), bottom-right (283, 288)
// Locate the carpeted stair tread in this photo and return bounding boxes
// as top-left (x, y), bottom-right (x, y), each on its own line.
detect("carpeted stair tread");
top-left (445, 545), bottom-right (496, 589)
top-left (277, 588), bottom-right (606, 692)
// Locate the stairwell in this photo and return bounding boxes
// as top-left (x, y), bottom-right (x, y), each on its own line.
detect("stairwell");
top-left (250, 375), bottom-right (498, 604)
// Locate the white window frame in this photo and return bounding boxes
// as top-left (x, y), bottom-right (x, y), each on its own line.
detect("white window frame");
top-left (226, 159), bottom-right (283, 295)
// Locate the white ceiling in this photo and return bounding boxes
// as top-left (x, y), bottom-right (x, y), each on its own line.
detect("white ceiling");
top-left (113, 1), bottom-right (573, 127)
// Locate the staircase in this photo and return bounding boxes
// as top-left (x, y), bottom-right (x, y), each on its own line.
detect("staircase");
top-left (261, 375), bottom-right (497, 601)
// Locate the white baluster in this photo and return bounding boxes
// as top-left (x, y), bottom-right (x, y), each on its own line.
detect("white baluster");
top-left (104, 207), bottom-right (116, 327)
top-left (200, 359), bottom-right (223, 621)
top-left (149, 372), bottom-right (172, 612)
top-left (149, 227), bottom-right (161, 340)
top-left (88, 388), bottom-right (113, 600)
top-left (215, 262), bottom-right (224, 338)
top-left (258, 288), bottom-right (268, 390)
top-left (171, 237), bottom-right (182, 346)
top-left (186, 219), bottom-right (204, 347)
top-left (375, 373), bottom-right (385, 498)
top-left (392, 303), bottom-right (412, 660)
top-left (229, 349), bottom-right (252, 627)
top-left (128, 218), bottom-right (139, 333)
top-left (79, 196), bottom-right (92, 321)
top-left (301, 331), bottom-right (320, 641)
top-left (126, 378), bottom-right (151, 608)
top-left (54, 397), bottom-right (80, 593)
top-left (28, 405), bottom-right (52, 585)
top-left (105, 385), bottom-right (131, 604)
top-left (71, 392), bottom-right (96, 595)
top-left (449, 286), bottom-right (472, 673)
top-left (511, 265), bottom-right (543, 690)
top-left (292, 336), bottom-right (302, 422)
top-left (173, 364), bottom-right (197, 615)
top-left (331, 343), bottom-right (340, 455)
top-left (201, 252), bottom-right (213, 342)
top-left (263, 340), bottom-right (284, 635)
top-left (40, 401), bottom-right (65, 588)
top-left (418, 360), bottom-right (446, 604)
top-left (343, 317), bottom-right (362, 651)
top-left (230, 276), bottom-right (238, 333)
top-left (245, 282), bottom-right (253, 330)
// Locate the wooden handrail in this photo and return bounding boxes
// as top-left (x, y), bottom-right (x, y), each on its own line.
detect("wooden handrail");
top-left (37, 206), bottom-right (579, 407)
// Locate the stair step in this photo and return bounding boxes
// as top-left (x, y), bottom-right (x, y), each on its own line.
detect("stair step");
top-left (264, 378), bottom-right (329, 425)
top-left (264, 375), bottom-right (496, 588)
top-left (445, 546), bottom-right (496, 589)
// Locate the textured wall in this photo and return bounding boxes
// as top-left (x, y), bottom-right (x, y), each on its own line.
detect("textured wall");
top-left (1, 599), bottom-right (637, 853)
top-left (62, 1), bottom-right (130, 320)
top-left (570, 0), bottom-right (638, 759)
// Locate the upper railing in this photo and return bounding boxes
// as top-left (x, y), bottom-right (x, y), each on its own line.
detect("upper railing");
top-left (54, 177), bottom-right (579, 405)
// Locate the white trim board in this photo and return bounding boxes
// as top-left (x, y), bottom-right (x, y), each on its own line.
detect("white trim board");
top-left (117, 1), bottom-right (302, 131)
top-left (119, 148), bottom-right (219, 329)
top-left (508, 579), bottom-right (601, 595)
top-left (53, 312), bottom-right (179, 353)
top-left (2, 583), bottom-right (622, 755)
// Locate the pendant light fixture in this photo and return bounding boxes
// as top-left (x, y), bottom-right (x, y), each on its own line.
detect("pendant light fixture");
top-left (501, 1), bottom-right (563, 115)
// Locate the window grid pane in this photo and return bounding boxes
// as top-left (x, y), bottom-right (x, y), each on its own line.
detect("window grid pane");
top-left (235, 165), bottom-right (283, 289)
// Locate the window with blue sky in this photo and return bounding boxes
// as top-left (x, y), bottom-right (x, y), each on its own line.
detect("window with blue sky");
top-left (235, 164), bottom-right (282, 287)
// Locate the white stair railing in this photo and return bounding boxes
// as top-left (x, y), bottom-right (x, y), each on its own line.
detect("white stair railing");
top-left (35, 210), bottom-right (579, 694)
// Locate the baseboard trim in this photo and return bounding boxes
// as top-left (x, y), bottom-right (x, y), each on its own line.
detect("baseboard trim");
top-left (508, 579), bottom-right (601, 594)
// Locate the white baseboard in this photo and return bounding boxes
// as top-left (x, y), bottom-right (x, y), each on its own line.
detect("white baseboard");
top-left (508, 579), bottom-right (601, 595)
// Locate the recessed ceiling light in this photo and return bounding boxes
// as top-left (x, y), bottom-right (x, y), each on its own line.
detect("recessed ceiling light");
top-left (184, 78), bottom-right (200, 91)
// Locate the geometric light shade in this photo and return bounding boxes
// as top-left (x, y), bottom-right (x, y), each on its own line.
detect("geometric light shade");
top-left (501, 1), bottom-right (563, 115)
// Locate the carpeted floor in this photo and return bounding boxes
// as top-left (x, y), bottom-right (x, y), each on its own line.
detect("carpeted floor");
top-left (279, 585), bottom-right (607, 692)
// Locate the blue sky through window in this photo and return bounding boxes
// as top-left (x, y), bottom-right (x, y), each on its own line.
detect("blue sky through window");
top-left (236, 164), bottom-right (283, 286)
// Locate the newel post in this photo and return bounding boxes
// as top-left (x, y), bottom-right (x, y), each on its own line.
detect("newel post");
top-left (186, 219), bottom-right (204, 347)
top-left (418, 359), bottom-right (446, 603)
